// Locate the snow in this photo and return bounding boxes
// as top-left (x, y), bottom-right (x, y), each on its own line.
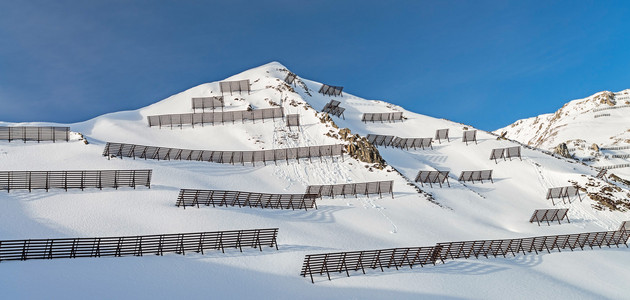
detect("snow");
top-left (1, 61), bottom-right (629, 299)
top-left (496, 89), bottom-right (630, 179)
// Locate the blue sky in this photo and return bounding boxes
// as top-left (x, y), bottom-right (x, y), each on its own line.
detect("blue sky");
top-left (0, 0), bottom-right (629, 130)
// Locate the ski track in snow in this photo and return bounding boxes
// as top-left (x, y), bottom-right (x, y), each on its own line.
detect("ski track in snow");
top-left (270, 97), bottom-right (399, 234)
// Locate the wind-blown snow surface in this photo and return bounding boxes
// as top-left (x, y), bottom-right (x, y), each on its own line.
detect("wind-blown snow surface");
top-left (1, 62), bottom-right (629, 299)
top-left (495, 89), bottom-right (630, 178)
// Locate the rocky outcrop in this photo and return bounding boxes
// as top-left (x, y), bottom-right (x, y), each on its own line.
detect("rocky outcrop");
top-left (595, 91), bottom-right (616, 106)
top-left (591, 143), bottom-right (599, 152)
top-left (497, 131), bottom-right (507, 140)
top-left (610, 174), bottom-right (630, 187)
top-left (319, 113), bottom-right (386, 169)
top-left (573, 178), bottom-right (630, 212)
top-left (553, 142), bottom-right (571, 158)
top-left (338, 128), bottom-right (386, 169)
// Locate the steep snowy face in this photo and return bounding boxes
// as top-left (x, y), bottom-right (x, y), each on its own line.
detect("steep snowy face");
top-left (495, 89), bottom-right (630, 169)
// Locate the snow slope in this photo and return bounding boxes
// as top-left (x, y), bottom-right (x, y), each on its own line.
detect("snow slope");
top-left (1, 62), bottom-right (629, 299)
top-left (495, 89), bottom-right (630, 178)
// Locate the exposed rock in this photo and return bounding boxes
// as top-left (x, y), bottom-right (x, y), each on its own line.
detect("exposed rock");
top-left (571, 179), bottom-right (630, 212)
top-left (317, 113), bottom-right (385, 169)
top-left (553, 142), bottom-right (571, 158)
top-left (318, 113), bottom-right (338, 129)
top-left (595, 91), bottom-right (616, 106)
top-left (75, 132), bottom-right (89, 145)
top-left (338, 128), bottom-right (386, 169)
top-left (591, 143), bottom-right (599, 152)
top-left (497, 131), bottom-right (507, 140)
top-left (610, 173), bottom-right (630, 187)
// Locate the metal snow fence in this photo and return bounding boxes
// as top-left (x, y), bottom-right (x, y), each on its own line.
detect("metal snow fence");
top-left (103, 142), bottom-right (344, 166)
top-left (529, 208), bottom-right (570, 226)
top-left (176, 189), bottom-right (318, 210)
top-left (318, 84), bottom-right (343, 96)
top-left (0, 170), bottom-right (151, 192)
top-left (458, 170), bottom-right (493, 183)
top-left (192, 96), bottom-right (224, 112)
top-left (0, 126), bottom-right (69, 143)
top-left (146, 107), bottom-right (284, 128)
top-left (0, 228), bottom-right (279, 263)
top-left (361, 112), bottom-right (404, 123)
top-left (305, 181), bottom-right (394, 199)
top-left (219, 79), bottom-right (250, 95)
top-left (462, 130), bottom-right (477, 145)
top-left (414, 171), bottom-right (450, 188)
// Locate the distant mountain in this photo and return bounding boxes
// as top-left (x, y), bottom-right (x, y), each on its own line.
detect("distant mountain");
top-left (495, 89), bottom-right (630, 173)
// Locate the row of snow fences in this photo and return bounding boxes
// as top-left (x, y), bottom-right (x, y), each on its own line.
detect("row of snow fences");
top-left (305, 181), bottom-right (394, 199)
top-left (319, 84), bottom-right (343, 96)
top-left (219, 79), bottom-right (250, 95)
top-left (103, 142), bottom-right (345, 166)
top-left (592, 104), bottom-right (630, 112)
top-left (462, 130), bottom-right (477, 145)
top-left (0, 126), bottom-right (69, 143)
top-left (191, 96), bottom-right (224, 112)
top-left (284, 72), bottom-right (297, 85)
top-left (176, 189), bottom-right (319, 210)
top-left (361, 112), bottom-right (404, 123)
top-left (529, 208), bottom-right (570, 226)
top-left (434, 129), bottom-right (450, 143)
top-left (0, 170), bottom-right (151, 192)
top-left (594, 114), bottom-right (611, 118)
top-left (366, 134), bottom-right (433, 150)
top-left (598, 164), bottom-right (630, 170)
top-left (414, 171), bottom-right (450, 188)
top-left (489, 146), bottom-right (522, 163)
top-left (301, 226), bottom-right (630, 283)
top-left (434, 230), bottom-right (629, 259)
top-left (458, 170), bottom-right (493, 184)
top-left (146, 107), bottom-right (284, 128)
top-left (0, 228), bottom-right (279, 263)
top-left (600, 145), bottom-right (630, 151)
top-left (612, 154), bottom-right (630, 159)
top-left (286, 114), bottom-right (300, 127)
top-left (546, 186), bottom-right (581, 205)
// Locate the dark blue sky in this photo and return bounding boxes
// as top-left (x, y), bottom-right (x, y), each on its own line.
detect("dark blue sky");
top-left (1, 1), bottom-right (628, 130)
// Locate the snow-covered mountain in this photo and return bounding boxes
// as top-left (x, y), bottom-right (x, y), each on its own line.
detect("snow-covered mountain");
top-left (496, 89), bottom-right (630, 178)
top-left (1, 62), bottom-right (629, 299)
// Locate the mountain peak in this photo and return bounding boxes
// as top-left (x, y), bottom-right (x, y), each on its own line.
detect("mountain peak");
top-left (496, 88), bottom-right (630, 167)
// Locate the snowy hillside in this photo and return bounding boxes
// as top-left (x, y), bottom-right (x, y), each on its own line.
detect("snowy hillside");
top-left (1, 62), bottom-right (629, 299)
top-left (496, 89), bottom-right (630, 178)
